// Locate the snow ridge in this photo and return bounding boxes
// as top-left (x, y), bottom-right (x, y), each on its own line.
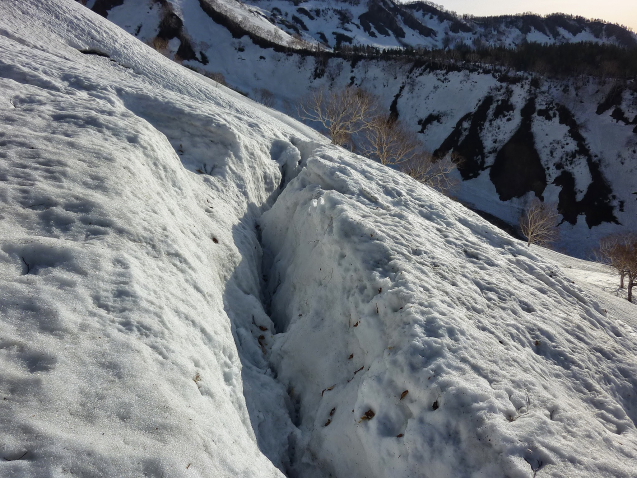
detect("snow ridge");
top-left (260, 148), bottom-right (637, 477)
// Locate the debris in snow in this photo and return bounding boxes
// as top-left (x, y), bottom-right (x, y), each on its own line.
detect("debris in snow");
top-left (321, 385), bottom-right (335, 396)
top-left (360, 410), bottom-right (376, 421)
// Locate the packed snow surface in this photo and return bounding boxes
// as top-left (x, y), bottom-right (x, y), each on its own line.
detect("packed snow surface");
top-left (0, 0), bottom-right (636, 477)
top-left (261, 150), bottom-right (637, 477)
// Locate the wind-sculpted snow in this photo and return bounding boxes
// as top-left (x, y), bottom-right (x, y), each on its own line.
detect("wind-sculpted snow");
top-left (1, 0), bottom-right (637, 477)
top-left (261, 149), bottom-right (637, 477)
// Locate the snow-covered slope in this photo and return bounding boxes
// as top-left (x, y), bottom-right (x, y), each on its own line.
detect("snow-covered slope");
top-left (87, 0), bottom-right (637, 257)
top-left (1, 0), bottom-right (637, 477)
top-left (261, 148), bottom-right (637, 477)
top-left (0, 0), bottom-right (322, 475)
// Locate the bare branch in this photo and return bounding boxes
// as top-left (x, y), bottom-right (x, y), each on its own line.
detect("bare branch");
top-left (361, 116), bottom-right (421, 165)
top-left (401, 152), bottom-right (458, 195)
top-left (298, 87), bottom-right (378, 146)
top-left (519, 199), bottom-right (559, 247)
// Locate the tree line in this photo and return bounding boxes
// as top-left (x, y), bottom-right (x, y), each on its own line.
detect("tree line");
top-left (333, 42), bottom-right (637, 80)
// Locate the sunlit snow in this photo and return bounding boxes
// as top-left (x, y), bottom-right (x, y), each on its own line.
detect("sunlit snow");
top-left (0, 1), bottom-right (636, 477)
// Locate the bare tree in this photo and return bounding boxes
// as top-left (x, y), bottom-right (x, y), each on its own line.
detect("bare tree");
top-left (298, 88), bottom-right (455, 196)
top-left (599, 234), bottom-right (627, 289)
top-left (401, 152), bottom-right (458, 195)
top-left (519, 199), bottom-right (560, 247)
top-left (298, 87), bottom-right (378, 146)
top-left (599, 232), bottom-right (637, 302)
top-left (254, 88), bottom-right (275, 107)
top-left (204, 71), bottom-right (227, 86)
top-left (361, 116), bottom-right (421, 165)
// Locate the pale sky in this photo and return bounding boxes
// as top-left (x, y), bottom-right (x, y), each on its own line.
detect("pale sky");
top-left (432, 0), bottom-right (637, 33)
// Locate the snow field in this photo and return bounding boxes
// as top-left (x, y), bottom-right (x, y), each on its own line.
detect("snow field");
top-left (1, 0), bottom-right (637, 477)
top-left (537, 246), bottom-right (637, 323)
top-left (0, 77), bottom-right (286, 476)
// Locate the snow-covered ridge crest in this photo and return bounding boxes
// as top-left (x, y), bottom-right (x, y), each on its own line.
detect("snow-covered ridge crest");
top-left (1, 0), bottom-right (636, 477)
top-left (227, 0), bottom-right (637, 50)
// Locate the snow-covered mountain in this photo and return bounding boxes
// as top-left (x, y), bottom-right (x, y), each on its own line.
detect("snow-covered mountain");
top-left (1, 0), bottom-right (637, 477)
top-left (86, 0), bottom-right (637, 51)
top-left (245, 0), bottom-right (637, 50)
top-left (84, 0), bottom-right (637, 257)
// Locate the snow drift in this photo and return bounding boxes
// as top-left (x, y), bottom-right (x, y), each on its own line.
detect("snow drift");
top-left (0, 0), bottom-right (636, 477)
top-left (260, 148), bottom-right (637, 477)
top-left (0, 0), bottom-right (316, 475)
